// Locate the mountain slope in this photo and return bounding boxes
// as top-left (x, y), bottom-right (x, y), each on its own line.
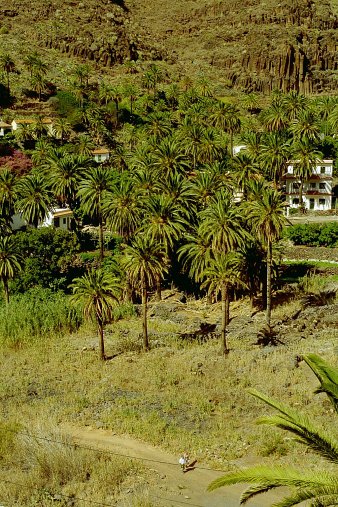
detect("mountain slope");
top-left (1, 0), bottom-right (338, 93)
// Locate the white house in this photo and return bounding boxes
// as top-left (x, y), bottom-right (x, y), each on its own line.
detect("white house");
top-left (42, 208), bottom-right (74, 230)
top-left (92, 148), bottom-right (110, 163)
top-left (11, 118), bottom-right (35, 131)
top-left (0, 120), bottom-right (12, 137)
top-left (283, 160), bottom-right (333, 212)
top-left (11, 208), bottom-right (73, 231)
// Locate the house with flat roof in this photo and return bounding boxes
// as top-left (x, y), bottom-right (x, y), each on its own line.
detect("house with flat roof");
top-left (92, 148), bottom-right (110, 163)
top-left (11, 208), bottom-right (73, 231)
top-left (283, 160), bottom-right (333, 212)
top-left (0, 121), bottom-right (12, 137)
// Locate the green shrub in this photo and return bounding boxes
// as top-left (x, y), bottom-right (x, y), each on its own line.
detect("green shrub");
top-left (12, 228), bottom-right (81, 293)
top-left (0, 288), bottom-right (82, 347)
top-left (285, 223), bottom-right (338, 247)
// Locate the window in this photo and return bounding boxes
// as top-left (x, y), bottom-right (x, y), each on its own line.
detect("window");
top-left (293, 182), bottom-right (300, 190)
top-left (97, 155), bottom-right (102, 162)
top-left (320, 166), bottom-right (326, 174)
top-left (319, 183), bottom-right (325, 189)
top-left (62, 218), bottom-right (67, 225)
top-left (54, 217), bottom-right (60, 227)
top-left (292, 198), bottom-right (299, 205)
top-left (310, 183), bottom-right (316, 189)
top-left (319, 198), bottom-right (326, 206)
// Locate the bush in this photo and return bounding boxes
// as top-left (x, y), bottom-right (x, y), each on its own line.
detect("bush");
top-left (0, 288), bottom-right (82, 347)
top-left (12, 227), bottom-right (81, 293)
top-left (285, 223), bottom-right (338, 247)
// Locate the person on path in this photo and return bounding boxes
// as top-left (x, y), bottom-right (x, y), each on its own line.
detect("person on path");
top-left (179, 452), bottom-right (190, 472)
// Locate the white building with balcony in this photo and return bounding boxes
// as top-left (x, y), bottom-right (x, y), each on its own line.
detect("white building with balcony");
top-left (283, 160), bottom-right (333, 212)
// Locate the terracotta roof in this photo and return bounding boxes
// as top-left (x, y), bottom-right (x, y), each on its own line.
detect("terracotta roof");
top-left (15, 119), bottom-right (34, 124)
top-left (92, 148), bottom-right (110, 154)
top-left (42, 118), bottom-right (53, 124)
top-left (0, 121), bottom-right (11, 128)
top-left (53, 209), bottom-right (73, 218)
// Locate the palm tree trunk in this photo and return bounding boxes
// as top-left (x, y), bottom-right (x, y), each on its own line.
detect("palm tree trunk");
top-left (96, 301), bottom-right (105, 360)
top-left (299, 180), bottom-right (305, 213)
top-left (155, 273), bottom-right (162, 301)
top-left (221, 284), bottom-right (229, 355)
top-left (142, 282), bottom-right (149, 351)
top-left (3, 279), bottom-right (9, 305)
top-left (99, 214), bottom-right (104, 263)
top-left (266, 240), bottom-right (272, 327)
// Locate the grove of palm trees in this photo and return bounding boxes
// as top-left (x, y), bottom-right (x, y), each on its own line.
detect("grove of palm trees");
top-left (0, 21), bottom-right (338, 507)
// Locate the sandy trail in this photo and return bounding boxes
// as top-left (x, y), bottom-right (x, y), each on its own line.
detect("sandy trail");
top-left (62, 424), bottom-right (281, 507)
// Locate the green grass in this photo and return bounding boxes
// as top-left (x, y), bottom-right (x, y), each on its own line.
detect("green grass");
top-left (0, 289), bottom-right (337, 503)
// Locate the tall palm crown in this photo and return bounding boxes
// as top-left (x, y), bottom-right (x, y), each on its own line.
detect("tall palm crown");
top-left (103, 175), bottom-right (142, 241)
top-left (291, 140), bottom-right (323, 210)
top-left (0, 235), bottom-right (23, 304)
top-left (153, 137), bottom-right (190, 177)
top-left (70, 268), bottom-right (120, 360)
top-left (246, 185), bottom-right (287, 325)
top-left (208, 354), bottom-right (338, 506)
top-left (178, 227), bottom-right (213, 283)
top-left (0, 168), bottom-right (18, 221)
top-left (0, 53), bottom-right (16, 93)
top-left (142, 194), bottom-right (190, 253)
top-left (122, 235), bottom-right (167, 350)
top-left (47, 152), bottom-right (91, 208)
top-left (201, 252), bottom-right (245, 354)
top-left (78, 166), bottom-right (115, 261)
top-left (199, 191), bottom-right (249, 253)
top-left (15, 172), bottom-right (53, 228)
top-left (258, 132), bottom-right (290, 185)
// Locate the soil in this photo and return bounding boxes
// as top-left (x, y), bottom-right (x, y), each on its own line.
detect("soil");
top-left (62, 424), bottom-right (282, 507)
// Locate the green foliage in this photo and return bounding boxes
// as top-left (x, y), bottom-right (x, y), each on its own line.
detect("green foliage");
top-left (285, 223), bottom-right (338, 247)
top-left (48, 90), bottom-right (81, 119)
top-left (11, 227), bottom-right (81, 293)
top-left (0, 287), bottom-right (82, 346)
top-left (208, 354), bottom-right (338, 506)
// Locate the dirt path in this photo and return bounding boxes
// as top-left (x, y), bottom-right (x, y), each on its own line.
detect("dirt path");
top-left (62, 424), bottom-right (281, 507)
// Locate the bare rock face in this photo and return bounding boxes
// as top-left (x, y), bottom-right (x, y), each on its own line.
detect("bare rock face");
top-left (185, 0), bottom-right (338, 93)
top-left (1, 0), bottom-right (165, 68)
top-left (1, 0), bottom-right (338, 91)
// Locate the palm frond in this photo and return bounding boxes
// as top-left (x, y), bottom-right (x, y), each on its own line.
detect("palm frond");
top-left (250, 389), bottom-right (338, 464)
top-left (304, 354), bottom-right (338, 412)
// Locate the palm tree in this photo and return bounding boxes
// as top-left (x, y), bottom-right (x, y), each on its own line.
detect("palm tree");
top-left (52, 118), bottom-right (73, 144)
top-left (208, 353), bottom-right (338, 506)
top-left (202, 252), bottom-right (245, 354)
top-left (199, 190), bottom-right (249, 253)
top-left (142, 194), bottom-right (190, 300)
top-left (122, 235), bottom-right (167, 351)
top-left (231, 152), bottom-right (261, 199)
top-left (47, 151), bottom-right (91, 212)
top-left (246, 186), bottom-right (287, 327)
top-left (178, 226), bottom-right (213, 284)
top-left (291, 140), bottom-right (322, 212)
top-left (153, 137), bottom-right (190, 177)
top-left (15, 172), bottom-right (53, 228)
top-left (290, 108), bottom-right (321, 143)
top-left (73, 134), bottom-right (96, 157)
top-left (210, 102), bottom-right (241, 156)
top-left (103, 175), bottom-right (142, 241)
top-left (258, 132), bottom-right (290, 186)
top-left (70, 269), bottom-right (121, 360)
top-left (0, 235), bottom-right (23, 304)
top-left (78, 166), bottom-right (115, 262)
top-left (0, 53), bottom-right (16, 94)
top-left (0, 168), bottom-right (18, 222)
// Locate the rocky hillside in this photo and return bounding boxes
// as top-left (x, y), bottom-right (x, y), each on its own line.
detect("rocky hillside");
top-left (1, 0), bottom-right (338, 93)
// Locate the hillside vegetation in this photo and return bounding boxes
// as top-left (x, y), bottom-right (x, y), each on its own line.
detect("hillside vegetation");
top-left (2, 0), bottom-right (338, 92)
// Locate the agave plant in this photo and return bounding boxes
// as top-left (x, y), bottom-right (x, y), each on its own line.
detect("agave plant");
top-left (208, 354), bottom-right (338, 506)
